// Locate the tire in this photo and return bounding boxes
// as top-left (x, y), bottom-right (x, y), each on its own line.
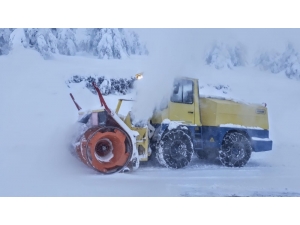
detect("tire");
top-left (219, 132), bottom-right (252, 167)
top-left (156, 128), bottom-right (194, 169)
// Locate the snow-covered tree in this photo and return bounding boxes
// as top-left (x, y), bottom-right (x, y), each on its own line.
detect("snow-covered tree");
top-left (86, 28), bottom-right (148, 59)
top-left (128, 31), bottom-right (148, 55)
top-left (76, 28), bottom-right (90, 53)
top-left (254, 43), bottom-right (300, 79)
top-left (205, 41), bottom-right (246, 69)
top-left (22, 28), bottom-right (53, 59)
top-left (2, 28), bottom-right (148, 59)
top-left (47, 29), bottom-right (58, 54)
top-left (254, 50), bottom-right (283, 73)
top-left (97, 29), bottom-right (115, 59)
top-left (67, 74), bottom-right (136, 95)
top-left (0, 28), bottom-right (14, 55)
top-left (55, 28), bottom-right (77, 56)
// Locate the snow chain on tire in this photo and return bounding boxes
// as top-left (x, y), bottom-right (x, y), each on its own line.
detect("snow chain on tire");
top-left (156, 127), bottom-right (194, 169)
top-left (219, 132), bottom-right (252, 167)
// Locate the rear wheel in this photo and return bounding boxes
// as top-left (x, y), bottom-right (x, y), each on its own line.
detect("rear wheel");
top-left (219, 132), bottom-right (252, 167)
top-left (156, 128), bottom-right (194, 169)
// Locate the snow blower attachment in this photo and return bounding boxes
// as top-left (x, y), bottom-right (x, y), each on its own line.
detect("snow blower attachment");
top-left (70, 82), bottom-right (139, 174)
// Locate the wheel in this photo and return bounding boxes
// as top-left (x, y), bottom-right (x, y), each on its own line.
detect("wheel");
top-left (219, 132), bottom-right (252, 167)
top-left (156, 128), bottom-right (194, 169)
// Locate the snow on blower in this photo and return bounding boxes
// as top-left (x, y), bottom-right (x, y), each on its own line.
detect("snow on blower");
top-left (70, 76), bottom-right (273, 174)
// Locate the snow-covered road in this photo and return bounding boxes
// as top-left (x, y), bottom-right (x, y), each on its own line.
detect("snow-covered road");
top-left (1, 48), bottom-right (300, 197)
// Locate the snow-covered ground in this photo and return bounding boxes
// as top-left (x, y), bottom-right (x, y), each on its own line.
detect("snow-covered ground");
top-left (1, 42), bottom-right (300, 197)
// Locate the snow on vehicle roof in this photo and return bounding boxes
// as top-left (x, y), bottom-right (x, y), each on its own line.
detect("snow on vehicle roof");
top-left (201, 94), bottom-right (264, 106)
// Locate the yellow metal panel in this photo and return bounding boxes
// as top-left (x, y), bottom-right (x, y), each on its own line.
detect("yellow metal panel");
top-left (168, 102), bottom-right (195, 124)
top-left (124, 113), bottom-right (132, 128)
top-left (215, 113), bottom-right (269, 129)
top-left (199, 97), bottom-right (269, 130)
top-left (199, 98), bottom-right (218, 126)
top-left (124, 112), bottom-right (149, 161)
top-left (115, 99), bottom-right (123, 114)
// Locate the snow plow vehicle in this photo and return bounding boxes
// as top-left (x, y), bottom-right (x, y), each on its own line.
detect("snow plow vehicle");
top-left (70, 76), bottom-right (273, 174)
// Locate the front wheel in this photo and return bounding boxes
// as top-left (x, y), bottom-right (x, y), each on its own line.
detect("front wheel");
top-left (219, 132), bottom-right (252, 167)
top-left (156, 128), bottom-right (194, 169)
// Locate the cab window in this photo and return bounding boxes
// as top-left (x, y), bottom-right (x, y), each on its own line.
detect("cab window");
top-left (171, 79), bottom-right (193, 104)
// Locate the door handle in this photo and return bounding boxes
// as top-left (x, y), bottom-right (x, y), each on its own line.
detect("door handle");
top-left (188, 111), bottom-right (194, 114)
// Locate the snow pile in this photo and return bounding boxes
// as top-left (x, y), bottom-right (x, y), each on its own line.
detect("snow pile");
top-left (198, 83), bottom-right (264, 105)
top-left (162, 119), bottom-right (188, 130)
top-left (66, 74), bottom-right (136, 95)
top-left (199, 83), bottom-right (230, 95)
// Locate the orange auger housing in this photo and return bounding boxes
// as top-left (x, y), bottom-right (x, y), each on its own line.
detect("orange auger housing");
top-left (76, 124), bottom-right (133, 174)
top-left (71, 82), bottom-right (138, 174)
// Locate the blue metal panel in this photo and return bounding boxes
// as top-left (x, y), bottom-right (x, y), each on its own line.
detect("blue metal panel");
top-left (201, 126), bottom-right (272, 152)
top-left (151, 124), bottom-right (273, 152)
top-left (246, 129), bottom-right (269, 138)
top-left (251, 139), bottom-right (273, 152)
